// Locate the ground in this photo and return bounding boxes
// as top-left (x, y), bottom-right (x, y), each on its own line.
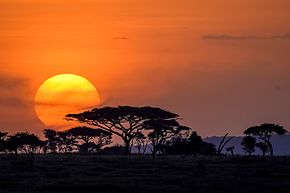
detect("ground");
top-left (0, 154), bottom-right (290, 193)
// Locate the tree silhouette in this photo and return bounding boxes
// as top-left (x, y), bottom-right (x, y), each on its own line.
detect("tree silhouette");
top-left (244, 123), bottom-right (287, 156)
top-left (256, 142), bottom-right (269, 156)
top-left (188, 131), bottom-right (202, 157)
top-left (67, 126), bottom-right (112, 153)
top-left (5, 132), bottom-right (42, 167)
top-left (241, 135), bottom-right (256, 156)
top-left (145, 118), bottom-right (189, 159)
top-left (66, 106), bottom-right (179, 154)
top-left (164, 133), bottom-right (190, 155)
top-left (4, 134), bottom-right (23, 158)
top-left (17, 132), bottom-right (43, 168)
top-left (43, 129), bottom-right (59, 153)
top-left (164, 132), bottom-right (216, 156)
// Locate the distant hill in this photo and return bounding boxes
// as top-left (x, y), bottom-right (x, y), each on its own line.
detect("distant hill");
top-left (204, 135), bottom-right (290, 155)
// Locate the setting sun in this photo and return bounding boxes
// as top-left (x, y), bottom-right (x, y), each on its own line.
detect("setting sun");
top-left (34, 74), bottom-right (100, 128)
top-left (1, 1), bottom-right (290, 192)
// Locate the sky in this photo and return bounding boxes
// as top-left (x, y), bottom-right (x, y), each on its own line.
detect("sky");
top-left (0, 0), bottom-right (290, 137)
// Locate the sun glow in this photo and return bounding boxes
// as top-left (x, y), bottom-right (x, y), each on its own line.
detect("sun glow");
top-left (34, 74), bottom-right (100, 128)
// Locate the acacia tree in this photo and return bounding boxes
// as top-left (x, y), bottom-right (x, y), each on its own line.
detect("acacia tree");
top-left (145, 119), bottom-right (189, 159)
top-left (244, 123), bottom-right (287, 156)
top-left (67, 126), bottom-right (112, 153)
top-left (66, 106), bottom-right (179, 154)
top-left (241, 135), bottom-right (256, 156)
top-left (43, 129), bottom-right (77, 153)
top-left (16, 132), bottom-right (43, 168)
top-left (4, 132), bottom-right (42, 167)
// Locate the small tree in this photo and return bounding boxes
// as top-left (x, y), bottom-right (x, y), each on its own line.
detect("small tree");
top-left (6, 132), bottom-right (43, 168)
top-left (241, 136), bottom-right (256, 156)
top-left (256, 142), bottom-right (269, 156)
top-left (164, 133), bottom-right (190, 155)
top-left (244, 123), bottom-right (287, 156)
top-left (145, 118), bottom-right (189, 159)
top-left (67, 126), bottom-right (112, 153)
top-left (188, 131), bottom-right (202, 157)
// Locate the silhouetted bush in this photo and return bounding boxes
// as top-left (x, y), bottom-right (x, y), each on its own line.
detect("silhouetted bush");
top-left (164, 132), bottom-right (216, 156)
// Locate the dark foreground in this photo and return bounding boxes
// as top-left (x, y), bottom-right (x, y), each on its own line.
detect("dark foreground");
top-left (0, 154), bottom-right (290, 193)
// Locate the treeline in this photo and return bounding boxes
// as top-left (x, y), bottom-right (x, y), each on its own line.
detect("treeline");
top-left (0, 106), bottom-right (288, 167)
top-left (0, 127), bottom-right (216, 159)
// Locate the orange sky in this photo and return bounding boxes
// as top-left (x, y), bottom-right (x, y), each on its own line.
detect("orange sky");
top-left (1, 0), bottom-right (290, 137)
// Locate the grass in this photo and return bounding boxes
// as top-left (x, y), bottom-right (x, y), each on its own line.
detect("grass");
top-left (0, 154), bottom-right (290, 193)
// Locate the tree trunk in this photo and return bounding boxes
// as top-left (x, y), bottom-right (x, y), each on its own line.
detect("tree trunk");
top-left (124, 140), bottom-right (131, 155)
top-left (266, 141), bottom-right (273, 157)
top-left (269, 146), bottom-right (273, 157)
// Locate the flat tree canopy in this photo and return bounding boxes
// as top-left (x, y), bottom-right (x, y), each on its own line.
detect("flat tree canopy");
top-left (68, 127), bottom-right (111, 141)
top-left (244, 123), bottom-right (287, 156)
top-left (66, 106), bottom-right (178, 154)
top-left (244, 123), bottom-right (287, 136)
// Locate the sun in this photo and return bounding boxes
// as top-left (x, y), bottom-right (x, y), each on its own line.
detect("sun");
top-left (34, 74), bottom-right (100, 128)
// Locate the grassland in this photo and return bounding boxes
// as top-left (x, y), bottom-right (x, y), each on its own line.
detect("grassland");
top-left (0, 154), bottom-right (290, 193)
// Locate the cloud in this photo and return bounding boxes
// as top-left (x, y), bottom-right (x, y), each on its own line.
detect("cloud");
top-left (113, 37), bottom-right (128, 40)
top-left (0, 97), bottom-right (26, 107)
top-left (0, 74), bottom-right (28, 108)
top-left (0, 75), bottom-right (27, 89)
top-left (202, 32), bottom-right (290, 40)
top-left (273, 33), bottom-right (290, 39)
